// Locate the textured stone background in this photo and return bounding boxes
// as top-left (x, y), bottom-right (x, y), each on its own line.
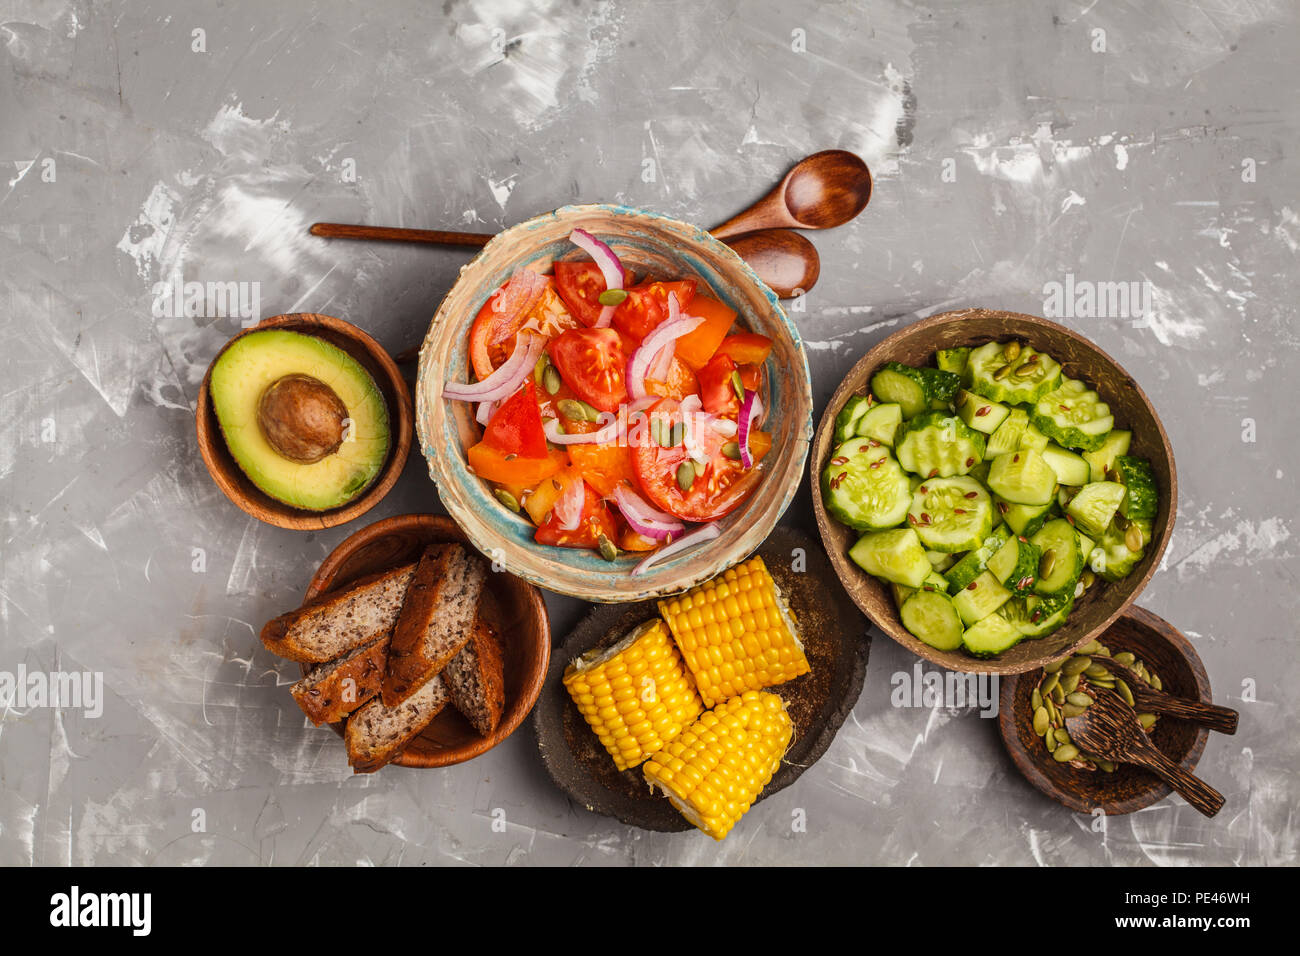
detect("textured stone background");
top-left (2, 0), bottom-right (1297, 865)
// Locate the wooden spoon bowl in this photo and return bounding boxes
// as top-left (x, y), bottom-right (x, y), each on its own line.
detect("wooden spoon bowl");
top-left (998, 605), bottom-right (1212, 815)
top-left (196, 313), bottom-right (413, 531)
top-left (302, 513), bottom-right (551, 768)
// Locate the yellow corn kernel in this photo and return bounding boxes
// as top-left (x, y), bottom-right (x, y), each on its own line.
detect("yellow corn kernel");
top-left (643, 690), bottom-right (793, 840)
top-left (563, 620), bottom-right (704, 771)
top-left (657, 556), bottom-right (809, 706)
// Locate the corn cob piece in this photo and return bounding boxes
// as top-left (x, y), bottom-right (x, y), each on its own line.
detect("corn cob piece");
top-left (644, 690), bottom-right (793, 840)
top-left (657, 555), bottom-right (809, 707)
top-left (563, 620), bottom-right (704, 771)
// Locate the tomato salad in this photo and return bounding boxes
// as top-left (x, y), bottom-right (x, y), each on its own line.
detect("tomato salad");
top-left (442, 228), bottom-right (774, 575)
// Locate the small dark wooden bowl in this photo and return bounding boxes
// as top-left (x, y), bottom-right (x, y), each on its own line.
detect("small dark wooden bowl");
top-left (811, 308), bottom-right (1177, 675)
top-left (998, 605), bottom-right (1211, 814)
top-left (302, 513), bottom-right (550, 768)
top-left (196, 313), bottom-right (413, 531)
top-left (533, 526), bottom-right (870, 832)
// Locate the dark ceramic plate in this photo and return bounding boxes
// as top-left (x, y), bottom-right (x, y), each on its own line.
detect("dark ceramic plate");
top-left (533, 526), bottom-right (870, 832)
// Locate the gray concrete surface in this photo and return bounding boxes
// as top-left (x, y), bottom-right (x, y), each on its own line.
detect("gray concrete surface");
top-left (2, 0), bottom-right (1297, 865)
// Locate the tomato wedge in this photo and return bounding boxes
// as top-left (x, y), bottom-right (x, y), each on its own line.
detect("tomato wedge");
top-left (631, 398), bottom-right (762, 522)
top-left (553, 261), bottom-right (607, 327)
top-left (612, 280), bottom-right (697, 341)
top-left (470, 278), bottom-right (580, 381)
top-left (645, 355), bottom-right (698, 400)
top-left (481, 381), bottom-right (547, 458)
top-left (673, 294), bottom-right (736, 370)
top-left (547, 327), bottom-right (628, 413)
top-left (567, 440), bottom-right (636, 498)
top-left (467, 443), bottom-right (566, 486)
top-left (715, 332), bottom-right (773, 366)
top-left (534, 480), bottom-right (618, 549)
top-left (697, 353), bottom-right (740, 416)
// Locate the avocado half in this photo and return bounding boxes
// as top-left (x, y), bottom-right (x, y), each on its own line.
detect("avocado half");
top-left (209, 329), bottom-right (390, 511)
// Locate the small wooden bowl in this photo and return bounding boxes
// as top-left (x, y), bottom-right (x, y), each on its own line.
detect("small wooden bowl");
top-left (196, 313), bottom-right (413, 531)
top-left (811, 308), bottom-right (1177, 675)
top-left (416, 204), bottom-right (814, 603)
top-left (303, 513), bottom-right (550, 768)
top-left (998, 605), bottom-right (1211, 814)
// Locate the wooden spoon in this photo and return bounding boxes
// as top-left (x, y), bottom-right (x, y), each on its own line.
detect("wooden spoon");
top-left (1092, 657), bottom-right (1239, 735)
top-left (709, 149), bottom-right (873, 240)
top-left (309, 222), bottom-right (819, 299)
top-left (1065, 690), bottom-right (1226, 817)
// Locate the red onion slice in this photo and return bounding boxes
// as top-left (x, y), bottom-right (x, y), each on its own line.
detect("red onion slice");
top-left (627, 303), bottom-right (703, 400)
top-left (612, 485), bottom-right (684, 540)
top-left (553, 477), bottom-right (584, 531)
top-left (737, 388), bottom-right (761, 468)
top-left (487, 268), bottom-right (548, 345)
top-left (593, 304), bottom-right (616, 328)
top-left (543, 413), bottom-right (620, 445)
top-left (568, 228), bottom-right (625, 291)
top-left (631, 522), bottom-right (721, 576)
top-left (443, 332), bottom-right (545, 404)
top-left (475, 398), bottom-right (499, 426)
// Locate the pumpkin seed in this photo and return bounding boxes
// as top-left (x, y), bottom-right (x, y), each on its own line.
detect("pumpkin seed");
top-left (731, 370), bottom-right (745, 402)
top-left (493, 489), bottom-right (520, 513)
top-left (1150, 673), bottom-right (1163, 692)
top-left (1093, 645), bottom-right (1111, 657)
top-left (670, 422), bottom-right (684, 446)
top-left (1045, 733), bottom-right (1057, 753)
top-left (1089, 677), bottom-right (1116, 690)
top-left (1084, 662), bottom-right (1109, 679)
top-left (1031, 688), bottom-right (1043, 710)
top-left (1033, 707), bottom-right (1049, 735)
top-left (1061, 673), bottom-right (1081, 695)
top-left (993, 362), bottom-right (1013, 380)
top-left (1044, 698), bottom-right (1058, 723)
top-left (1043, 659), bottom-right (1064, 674)
top-left (1051, 684), bottom-right (1065, 705)
top-left (1054, 728), bottom-right (1071, 744)
top-left (1003, 341), bottom-right (1022, 362)
top-left (1137, 712), bottom-right (1158, 730)
top-left (1039, 549), bottom-right (1057, 579)
top-left (722, 441), bottom-right (742, 460)
top-left (1066, 691), bottom-right (1093, 707)
top-left (1113, 512), bottom-right (1130, 531)
top-left (1097, 760), bottom-right (1116, 773)
top-left (543, 366), bottom-right (562, 395)
top-left (1116, 679), bottom-right (1135, 707)
top-left (557, 399), bottom-right (587, 421)
top-left (1113, 651), bottom-right (1136, 666)
top-left (1061, 702), bottom-right (1086, 718)
top-left (1053, 743), bottom-right (1080, 762)
top-left (1080, 569), bottom-right (1096, 589)
top-left (1062, 655), bottom-right (1092, 676)
top-left (1078, 640), bottom-right (1103, 655)
top-left (596, 533), bottom-right (619, 562)
top-left (676, 461), bottom-right (695, 492)
top-left (1041, 672), bottom-right (1061, 696)
top-left (533, 354), bottom-right (549, 386)
top-left (1125, 525), bottom-right (1144, 552)
top-left (597, 288), bottom-right (628, 306)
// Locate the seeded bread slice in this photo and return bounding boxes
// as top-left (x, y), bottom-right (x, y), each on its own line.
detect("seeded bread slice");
top-left (382, 543), bottom-right (487, 706)
top-left (290, 635), bottom-right (390, 725)
top-left (445, 618), bottom-right (506, 737)
top-left (261, 564), bottom-right (415, 663)
top-left (344, 674), bottom-right (449, 773)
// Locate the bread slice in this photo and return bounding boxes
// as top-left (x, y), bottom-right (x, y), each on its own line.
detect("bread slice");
top-left (290, 635), bottom-right (389, 725)
top-left (262, 564), bottom-right (415, 663)
top-left (445, 618), bottom-right (506, 737)
top-left (344, 674), bottom-right (449, 773)
top-left (382, 543), bottom-right (487, 706)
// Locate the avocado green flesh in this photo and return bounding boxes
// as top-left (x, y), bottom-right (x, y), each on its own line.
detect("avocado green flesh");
top-left (210, 330), bottom-right (390, 511)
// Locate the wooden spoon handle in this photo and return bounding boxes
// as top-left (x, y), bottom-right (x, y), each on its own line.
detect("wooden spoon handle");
top-left (310, 223), bottom-right (491, 248)
top-left (1140, 694), bottom-right (1239, 735)
top-left (1142, 746), bottom-right (1226, 817)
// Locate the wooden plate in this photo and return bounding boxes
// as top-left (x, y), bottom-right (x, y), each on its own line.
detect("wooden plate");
top-left (811, 308), bottom-right (1177, 675)
top-left (532, 526), bottom-right (870, 832)
top-left (196, 313), bottom-right (413, 531)
top-left (998, 605), bottom-right (1212, 814)
top-left (302, 513), bottom-right (550, 768)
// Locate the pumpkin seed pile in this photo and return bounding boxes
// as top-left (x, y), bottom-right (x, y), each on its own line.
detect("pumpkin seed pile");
top-left (1031, 640), bottom-right (1162, 771)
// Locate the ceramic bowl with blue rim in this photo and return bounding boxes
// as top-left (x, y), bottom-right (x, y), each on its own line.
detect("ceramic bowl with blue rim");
top-left (415, 204), bottom-right (813, 602)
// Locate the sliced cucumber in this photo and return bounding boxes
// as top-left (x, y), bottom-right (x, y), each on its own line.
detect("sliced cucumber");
top-left (967, 341), bottom-right (1062, 405)
top-left (1092, 520), bottom-right (1145, 582)
top-left (1041, 443), bottom-right (1091, 487)
top-left (961, 611), bottom-right (1022, 658)
top-left (986, 449), bottom-right (1057, 506)
top-left (1083, 429), bottom-right (1131, 483)
top-left (986, 533), bottom-right (1040, 592)
top-left (944, 527), bottom-right (1011, 593)
top-left (907, 476), bottom-right (995, 553)
top-left (952, 570), bottom-right (1012, 625)
top-left (926, 550), bottom-right (958, 573)
top-left (995, 497), bottom-right (1055, 537)
top-left (821, 440), bottom-right (913, 531)
top-left (1001, 592), bottom-right (1074, 638)
top-left (1115, 455), bottom-right (1158, 519)
top-left (895, 411), bottom-right (987, 479)
top-left (849, 528), bottom-right (931, 588)
top-left (833, 395), bottom-right (873, 443)
top-left (1065, 481), bottom-right (1127, 539)
top-left (935, 347), bottom-right (971, 376)
top-left (1029, 518), bottom-right (1084, 598)
top-left (1076, 529), bottom-right (1096, 564)
top-left (986, 407), bottom-right (1048, 457)
top-left (900, 588), bottom-right (964, 651)
top-left (856, 403), bottom-right (903, 446)
top-left (871, 363), bottom-right (960, 419)
top-left (1031, 378), bottom-right (1114, 451)
top-left (956, 390), bottom-right (1010, 435)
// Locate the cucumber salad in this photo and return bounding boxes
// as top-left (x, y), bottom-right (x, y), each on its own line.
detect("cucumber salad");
top-left (822, 340), bottom-right (1158, 659)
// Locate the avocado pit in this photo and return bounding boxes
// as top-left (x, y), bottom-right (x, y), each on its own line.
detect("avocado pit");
top-left (257, 373), bottom-right (349, 463)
